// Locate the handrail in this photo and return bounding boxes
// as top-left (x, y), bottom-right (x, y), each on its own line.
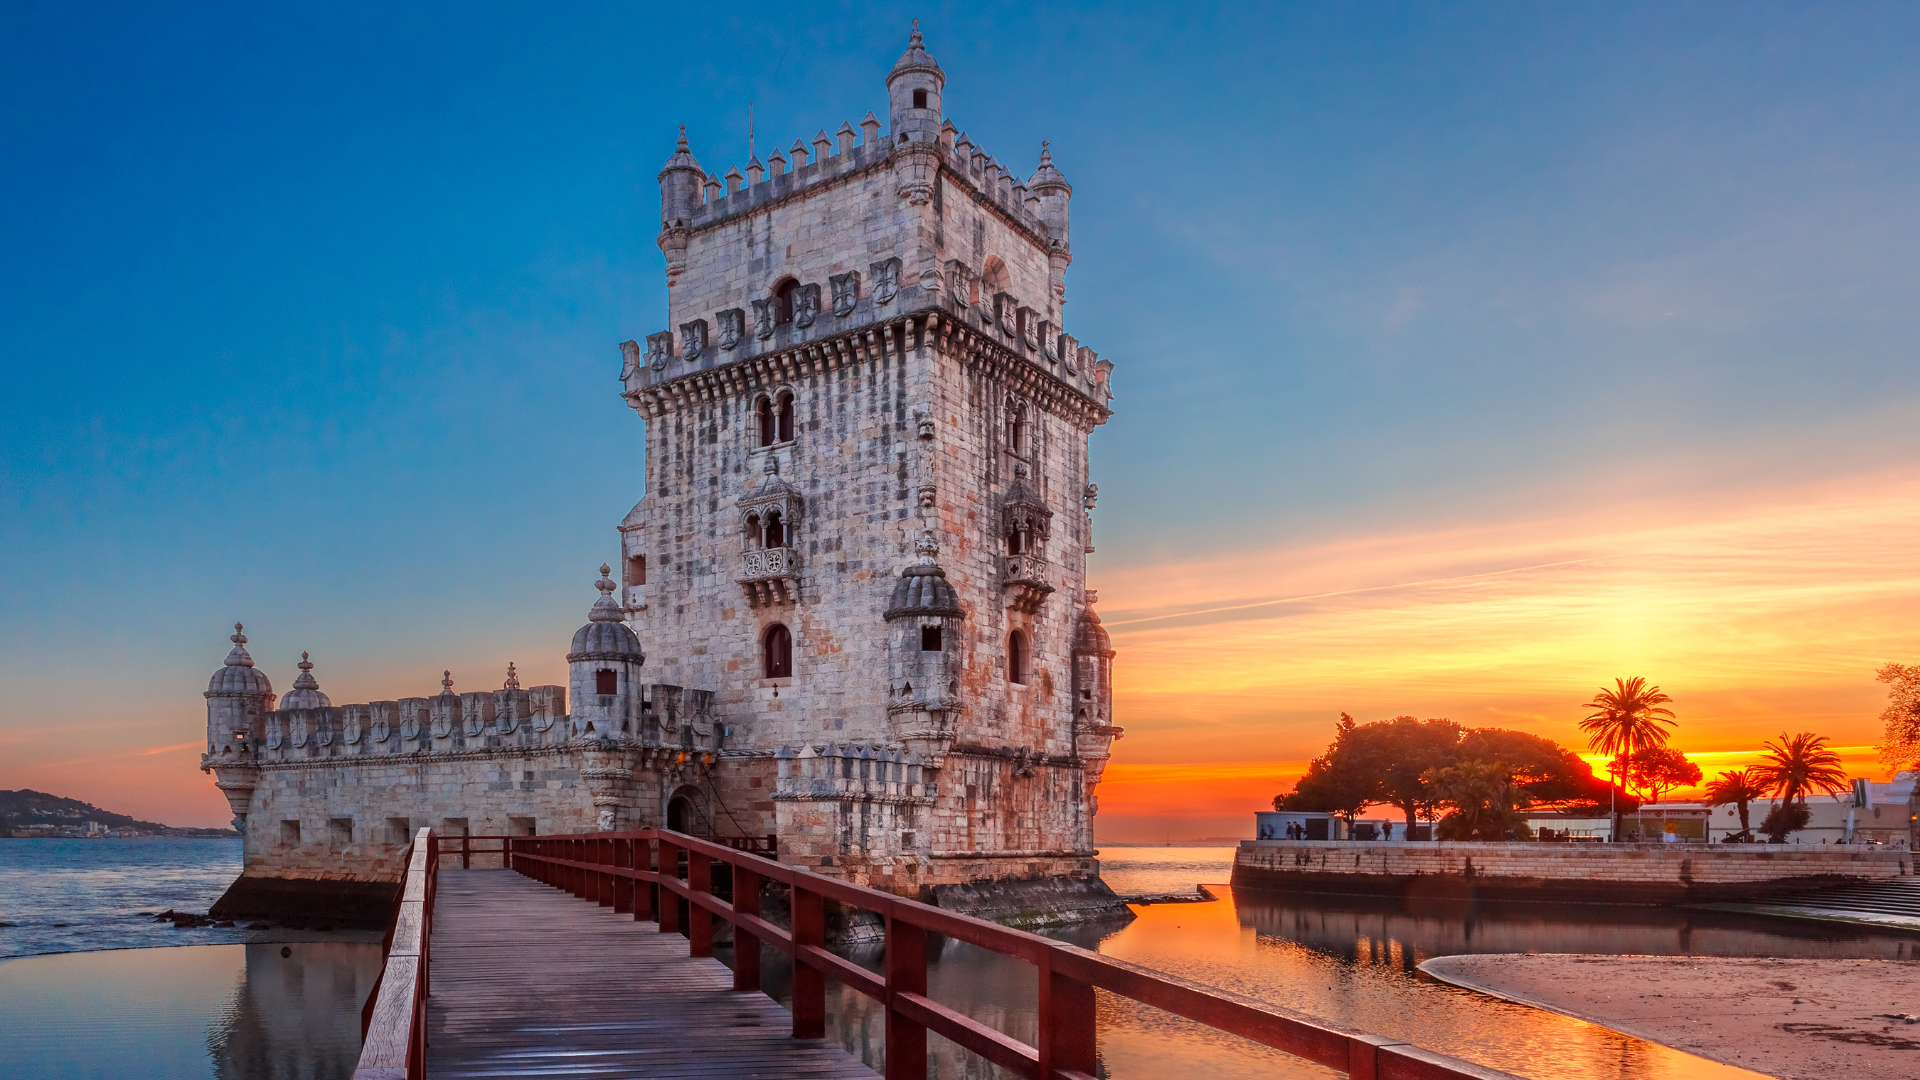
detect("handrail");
top-left (353, 827), bottom-right (438, 1080)
top-left (508, 828), bottom-right (1520, 1080)
top-left (431, 832), bottom-right (775, 869)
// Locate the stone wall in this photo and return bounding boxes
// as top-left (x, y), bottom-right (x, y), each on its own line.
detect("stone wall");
top-left (1232, 840), bottom-right (1915, 905)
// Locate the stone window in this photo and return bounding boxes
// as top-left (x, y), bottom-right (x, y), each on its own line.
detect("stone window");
top-left (508, 815), bottom-right (536, 837)
top-left (387, 817), bottom-right (412, 845)
top-left (763, 509), bottom-right (786, 548)
top-left (921, 625), bottom-right (943, 652)
top-left (776, 390), bottom-right (794, 442)
top-left (1005, 527), bottom-right (1026, 555)
top-left (279, 819), bottom-right (301, 846)
top-left (763, 623), bottom-right (793, 679)
top-left (1008, 630), bottom-right (1029, 685)
top-left (913, 89), bottom-right (927, 109)
top-left (329, 818), bottom-right (353, 847)
top-left (774, 279), bottom-right (798, 325)
top-left (442, 817), bottom-right (469, 837)
top-left (1005, 402), bottom-right (1027, 458)
top-left (626, 555), bottom-right (646, 586)
top-left (595, 669), bottom-right (618, 696)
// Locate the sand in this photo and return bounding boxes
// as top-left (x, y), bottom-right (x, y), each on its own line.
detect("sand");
top-left (1419, 954), bottom-right (1920, 1080)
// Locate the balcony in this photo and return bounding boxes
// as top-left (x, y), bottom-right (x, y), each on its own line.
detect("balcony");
top-left (738, 547), bottom-right (799, 607)
top-left (1002, 552), bottom-right (1054, 613)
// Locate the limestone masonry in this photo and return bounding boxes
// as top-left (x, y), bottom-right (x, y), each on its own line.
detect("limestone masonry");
top-left (201, 27), bottom-right (1125, 925)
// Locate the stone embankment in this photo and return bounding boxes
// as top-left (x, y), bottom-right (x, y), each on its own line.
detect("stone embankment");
top-left (1232, 840), bottom-right (1913, 905)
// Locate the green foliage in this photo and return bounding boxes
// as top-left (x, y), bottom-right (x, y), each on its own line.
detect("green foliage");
top-left (1578, 677), bottom-right (1677, 796)
top-left (1703, 768), bottom-right (1766, 838)
top-left (1755, 732), bottom-right (1848, 806)
top-left (1876, 662), bottom-right (1920, 774)
top-left (1759, 801), bottom-right (1813, 843)
top-left (1425, 759), bottom-right (1534, 842)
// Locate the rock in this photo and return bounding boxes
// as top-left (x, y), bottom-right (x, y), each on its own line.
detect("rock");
top-left (135, 912), bottom-right (154, 917)
top-left (245, 921), bottom-right (270, 930)
top-left (216, 920), bottom-right (236, 928)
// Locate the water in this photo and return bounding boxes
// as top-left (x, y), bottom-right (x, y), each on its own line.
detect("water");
top-left (0, 839), bottom-right (383, 1080)
top-left (771, 846), bottom-right (1919, 1080)
top-left (8, 840), bottom-right (1917, 1079)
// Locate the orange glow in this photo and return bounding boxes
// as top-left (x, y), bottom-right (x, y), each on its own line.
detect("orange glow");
top-left (1094, 470), bottom-right (1920, 841)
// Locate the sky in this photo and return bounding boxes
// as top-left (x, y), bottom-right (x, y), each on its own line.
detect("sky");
top-left (2, 2), bottom-right (1916, 837)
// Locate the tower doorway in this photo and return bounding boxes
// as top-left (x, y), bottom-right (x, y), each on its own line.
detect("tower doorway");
top-left (666, 785), bottom-right (705, 835)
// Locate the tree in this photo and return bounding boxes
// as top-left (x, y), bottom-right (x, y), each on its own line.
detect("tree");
top-left (1759, 801), bottom-right (1812, 843)
top-left (1276, 714), bottom-right (1373, 821)
top-left (1627, 746), bottom-right (1703, 804)
top-left (1578, 677), bottom-right (1677, 839)
top-left (1753, 732), bottom-right (1849, 807)
top-left (1457, 728), bottom-right (1616, 810)
top-left (1345, 716), bottom-right (1463, 832)
top-left (1875, 663), bottom-right (1920, 774)
top-left (1424, 760), bottom-right (1532, 841)
top-left (1703, 768), bottom-right (1766, 841)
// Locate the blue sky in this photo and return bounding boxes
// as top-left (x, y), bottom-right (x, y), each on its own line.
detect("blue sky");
top-left (3, 2), bottom-right (1917, 828)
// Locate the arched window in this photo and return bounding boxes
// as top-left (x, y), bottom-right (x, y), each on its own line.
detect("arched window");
top-left (763, 624), bottom-right (793, 679)
top-left (912, 89), bottom-right (928, 109)
top-left (764, 509), bottom-right (784, 548)
top-left (1006, 403), bottom-right (1026, 458)
top-left (756, 395), bottom-right (776, 447)
top-left (1008, 631), bottom-right (1029, 685)
top-left (776, 390), bottom-right (795, 443)
top-left (774, 280), bottom-right (798, 325)
top-left (1005, 529), bottom-right (1024, 555)
top-left (744, 512), bottom-right (763, 549)
top-left (595, 669), bottom-right (617, 696)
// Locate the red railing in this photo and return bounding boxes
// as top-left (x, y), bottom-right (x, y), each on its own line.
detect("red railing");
top-left (353, 828), bottom-right (438, 1080)
top-left (434, 831), bottom-right (775, 869)
top-left (510, 829), bottom-right (1518, 1080)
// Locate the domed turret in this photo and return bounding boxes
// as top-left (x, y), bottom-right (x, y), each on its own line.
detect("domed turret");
top-left (886, 21), bottom-right (945, 144)
top-left (885, 534), bottom-right (962, 618)
top-left (279, 652), bottom-right (332, 710)
top-left (568, 564), bottom-right (645, 744)
top-left (1027, 140), bottom-right (1072, 245)
top-left (885, 533), bottom-right (966, 764)
top-left (1071, 604), bottom-right (1111, 658)
top-left (207, 622), bottom-right (273, 697)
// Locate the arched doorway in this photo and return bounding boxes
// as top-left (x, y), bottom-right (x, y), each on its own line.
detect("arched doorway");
top-left (666, 785), bottom-right (704, 836)
top-left (667, 796), bottom-right (693, 833)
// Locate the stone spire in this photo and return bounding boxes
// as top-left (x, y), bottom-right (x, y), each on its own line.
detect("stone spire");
top-left (590, 563), bottom-right (624, 623)
top-left (280, 651), bottom-right (332, 709)
top-left (224, 623), bottom-right (255, 668)
top-left (503, 662), bottom-right (521, 691)
top-left (441, 670), bottom-right (454, 694)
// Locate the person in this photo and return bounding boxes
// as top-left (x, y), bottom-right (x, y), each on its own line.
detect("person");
top-left (1383, 820), bottom-right (1394, 842)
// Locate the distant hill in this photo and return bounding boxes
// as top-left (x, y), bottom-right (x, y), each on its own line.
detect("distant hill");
top-left (0, 788), bottom-right (238, 838)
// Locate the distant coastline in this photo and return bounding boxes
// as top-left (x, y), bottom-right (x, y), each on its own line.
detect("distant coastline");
top-left (0, 788), bottom-right (239, 840)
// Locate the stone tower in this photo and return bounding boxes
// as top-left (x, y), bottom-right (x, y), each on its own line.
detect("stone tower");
top-left (616, 24), bottom-right (1121, 901)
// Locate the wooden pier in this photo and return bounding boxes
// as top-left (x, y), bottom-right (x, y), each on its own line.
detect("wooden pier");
top-left (353, 828), bottom-right (1517, 1080)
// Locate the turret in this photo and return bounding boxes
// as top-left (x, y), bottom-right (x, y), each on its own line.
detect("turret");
top-left (886, 21), bottom-right (945, 145)
top-left (1028, 142), bottom-right (1073, 312)
top-left (568, 564), bottom-right (646, 742)
top-left (201, 623), bottom-right (274, 834)
top-left (657, 126), bottom-right (704, 288)
top-left (885, 531), bottom-right (965, 765)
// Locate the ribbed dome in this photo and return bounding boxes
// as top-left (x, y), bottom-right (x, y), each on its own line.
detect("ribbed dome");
top-left (887, 21), bottom-right (944, 87)
top-left (886, 564), bottom-right (961, 618)
top-left (1072, 606), bottom-right (1113, 657)
top-left (278, 652), bottom-right (332, 710)
top-left (206, 623), bottom-right (274, 697)
top-left (659, 125), bottom-right (702, 175)
top-left (568, 564), bottom-right (646, 662)
top-left (1028, 140), bottom-right (1071, 195)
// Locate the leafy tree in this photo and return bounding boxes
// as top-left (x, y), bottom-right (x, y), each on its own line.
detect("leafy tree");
top-left (1627, 746), bottom-right (1703, 804)
top-left (1754, 732), bottom-right (1849, 807)
top-left (1424, 760), bottom-right (1533, 841)
top-left (1703, 768), bottom-right (1766, 840)
top-left (1347, 716), bottom-right (1463, 832)
top-left (1759, 801), bottom-right (1813, 843)
top-left (1578, 677), bottom-right (1677, 838)
top-left (1875, 663), bottom-right (1920, 774)
top-left (1276, 714), bottom-right (1373, 821)
top-left (1457, 728), bottom-right (1616, 810)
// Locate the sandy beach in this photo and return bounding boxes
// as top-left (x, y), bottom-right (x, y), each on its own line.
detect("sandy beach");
top-left (1419, 954), bottom-right (1920, 1080)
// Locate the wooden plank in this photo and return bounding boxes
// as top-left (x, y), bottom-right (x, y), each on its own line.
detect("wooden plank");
top-left (352, 953), bottom-right (418, 1079)
top-left (423, 868), bottom-right (876, 1080)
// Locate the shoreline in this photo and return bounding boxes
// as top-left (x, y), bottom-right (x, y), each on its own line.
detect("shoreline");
top-left (1420, 953), bottom-right (1920, 1080)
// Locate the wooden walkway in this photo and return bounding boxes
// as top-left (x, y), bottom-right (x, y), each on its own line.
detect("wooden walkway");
top-left (423, 869), bottom-right (877, 1079)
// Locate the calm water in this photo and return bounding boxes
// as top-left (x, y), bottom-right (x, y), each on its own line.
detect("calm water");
top-left (0, 839), bottom-right (382, 1080)
top-left (7, 841), bottom-right (1917, 1079)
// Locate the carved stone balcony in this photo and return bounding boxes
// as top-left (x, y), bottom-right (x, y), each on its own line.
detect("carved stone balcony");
top-left (738, 546), bottom-right (799, 607)
top-left (1001, 552), bottom-right (1055, 613)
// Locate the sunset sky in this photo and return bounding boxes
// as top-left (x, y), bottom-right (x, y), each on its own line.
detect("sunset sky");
top-left (3, 3), bottom-right (1917, 836)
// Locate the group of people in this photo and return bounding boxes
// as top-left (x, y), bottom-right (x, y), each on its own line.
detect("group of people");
top-left (1262, 819), bottom-right (1397, 841)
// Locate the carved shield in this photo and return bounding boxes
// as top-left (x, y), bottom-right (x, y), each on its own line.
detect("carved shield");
top-left (718, 308), bottom-right (744, 350)
top-left (871, 258), bottom-right (901, 304)
top-left (751, 298), bottom-right (775, 340)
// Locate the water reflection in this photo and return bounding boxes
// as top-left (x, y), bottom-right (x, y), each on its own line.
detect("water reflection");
top-left (748, 880), bottom-right (1920, 1080)
top-left (0, 942), bottom-right (380, 1080)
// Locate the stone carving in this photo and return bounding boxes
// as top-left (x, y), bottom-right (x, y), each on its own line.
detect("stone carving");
top-left (1039, 321), bottom-right (1059, 363)
top-left (342, 708), bottom-right (362, 745)
top-left (751, 298), bottom-right (775, 340)
top-left (871, 258), bottom-right (901, 304)
top-left (717, 308), bottom-right (745, 350)
top-left (1017, 306), bottom-right (1039, 351)
top-left (918, 484), bottom-right (937, 508)
top-left (370, 714), bottom-right (390, 743)
top-left (619, 339), bottom-right (641, 381)
top-left (679, 318), bottom-right (708, 359)
top-left (794, 283), bottom-right (821, 328)
top-left (947, 260), bottom-right (974, 306)
top-left (830, 272), bottom-right (860, 317)
top-left (645, 331), bottom-right (674, 373)
top-left (266, 717), bottom-right (283, 750)
top-left (315, 715), bottom-right (333, 747)
top-left (994, 293), bottom-right (1017, 337)
top-left (400, 710), bottom-right (419, 742)
top-left (1084, 483), bottom-right (1098, 509)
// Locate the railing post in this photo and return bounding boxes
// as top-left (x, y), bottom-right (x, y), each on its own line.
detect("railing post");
top-left (1037, 948), bottom-right (1096, 1079)
top-left (597, 836), bottom-right (614, 907)
top-left (614, 837), bottom-right (633, 914)
top-left (461, 835), bottom-right (470, 870)
top-left (658, 838), bottom-right (681, 935)
top-left (791, 881), bottom-right (825, 1039)
top-left (688, 849), bottom-right (713, 957)
top-left (732, 864), bottom-right (761, 992)
top-left (883, 909), bottom-right (927, 1080)
top-left (636, 837), bottom-right (656, 922)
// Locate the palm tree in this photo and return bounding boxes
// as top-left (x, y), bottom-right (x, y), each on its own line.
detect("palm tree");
top-left (1579, 677), bottom-right (1677, 840)
top-left (1702, 768), bottom-right (1766, 840)
top-left (1754, 732), bottom-right (1849, 807)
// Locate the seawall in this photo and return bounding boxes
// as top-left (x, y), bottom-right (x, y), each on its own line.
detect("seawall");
top-left (1231, 839), bottom-right (1913, 905)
